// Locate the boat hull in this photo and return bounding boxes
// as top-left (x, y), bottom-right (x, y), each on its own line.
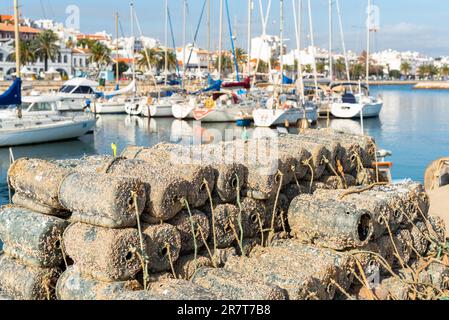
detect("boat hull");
top-left (95, 102), bottom-right (126, 114)
top-left (172, 103), bottom-right (195, 120)
top-left (330, 102), bottom-right (383, 119)
top-left (125, 99), bottom-right (146, 116)
top-left (193, 106), bottom-right (254, 123)
top-left (0, 118), bottom-right (97, 147)
top-left (253, 108), bottom-right (318, 127)
top-left (148, 104), bottom-right (173, 117)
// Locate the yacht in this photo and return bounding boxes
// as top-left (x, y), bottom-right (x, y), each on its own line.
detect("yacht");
top-left (0, 94), bottom-right (97, 147)
top-left (57, 78), bottom-right (99, 111)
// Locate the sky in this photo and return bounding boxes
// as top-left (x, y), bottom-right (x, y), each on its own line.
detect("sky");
top-left (1, 0), bottom-right (448, 56)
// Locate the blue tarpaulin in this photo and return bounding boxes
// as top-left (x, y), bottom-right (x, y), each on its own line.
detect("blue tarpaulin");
top-left (0, 78), bottom-right (22, 107)
top-left (282, 74), bottom-right (294, 85)
top-left (192, 79), bottom-right (222, 94)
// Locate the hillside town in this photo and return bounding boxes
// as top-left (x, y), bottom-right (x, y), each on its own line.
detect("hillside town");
top-left (1, 13), bottom-right (449, 82)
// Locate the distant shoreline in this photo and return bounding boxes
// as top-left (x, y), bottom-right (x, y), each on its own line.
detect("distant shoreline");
top-left (1, 79), bottom-right (449, 92)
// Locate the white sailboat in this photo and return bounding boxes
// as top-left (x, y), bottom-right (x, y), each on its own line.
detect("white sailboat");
top-left (253, 0), bottom-right (319, 127)
top-left (124, 2), bottom-right (146, 116)
top-left (95, 13), bottom-right (128, 115)
top-left (330, 0), bottom-right (383, 119)
top-left (96, 80), bottom-right (136, 114)
top-left (172, 98), bottom-right (195, 119)
top-left (329, 82), bottom-right (383, 119)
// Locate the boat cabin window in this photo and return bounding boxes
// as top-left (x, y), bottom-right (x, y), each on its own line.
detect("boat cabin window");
top-left (28, 102), bottom-right (54, 112)
top-left (13, 103), bottom-right (31, 110)
top-left (59, 85), bottom-right (76, 93)
top-left (72, 86), bottom-right (95, 94)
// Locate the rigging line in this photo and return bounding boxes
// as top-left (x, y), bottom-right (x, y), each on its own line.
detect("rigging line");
top-left (185, 0), bottom-right (207, 71)
top-left (39, 0), bottom-right (47, 19)
top-left (133, 8), bottom-right (160, 92)
top-left (225, 0), bottom-right (240, 81)
top-left (167, 7), bottom-right (181, 77)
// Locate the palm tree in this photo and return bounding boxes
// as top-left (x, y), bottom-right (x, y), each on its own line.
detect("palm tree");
top-left (34, 30), bottom-right (59, 71)
top-left (234, 48), bottom-right (247, 72)
top-left (316, 61), bottom-right (326, 75)
top-left (214, 54), bottom-right (233, 74)
top-left (89, 41), bottom-right (112, 70)
top-left (334, 58), bottom-right (346, 80)
top-left (440, 64), bottom-right (449, 78)
top-left (159, 49), bottom-right (177, 72)
top-left (66, 39), bottom-right (75, 49)
top-left (137, 48), bottom-right (161, 72)
top-left (400, 62), bottom-right (412, 76)
top-left (12, 39), bottom-right (37, 66)
top-left (270, 56), bottom-right (280, 70)
top-left (257, 60), bottom-right (269, 73)
top-left (303, 64), bottom-right (313, 74)
top-left (350, 63), bottom-right (364, 80)
top-left (77, 38), bottom-right (95, 49)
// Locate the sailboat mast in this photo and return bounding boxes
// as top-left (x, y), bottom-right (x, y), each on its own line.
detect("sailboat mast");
top-left (115, 12), bottom-right (119, 85)
top-left (182, 0), bottom-right (186, 89)
top-left (293, 0), bottom-right (304, 103)
top-left (207, 0), bottom-right (211, 73)
top-left (14, 0), bottom-right (20, 78)
top-left (247, 0), bottom-right (252, 76)
top-left (280, 0), bottom-right (284, 93)
top-left (164, 0), bottom-right (169, 86)
top-left (218, 0), bottom-right (224, 79)
top-left (335, 0), bottom-right (351, 82)
top-left (307, 0), bottom-right (318, 95)
top-left (130, 2), bottom-right (136, 89)
top-left (366, 0), bottom-right (371, 88)
top-left (328, 0), bottom-right (333, 81)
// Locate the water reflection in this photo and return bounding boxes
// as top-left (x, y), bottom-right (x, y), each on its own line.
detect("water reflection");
top-left (3, 86), bottom-right (449, 204)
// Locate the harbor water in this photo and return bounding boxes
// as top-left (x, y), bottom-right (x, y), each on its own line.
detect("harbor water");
top-left (1, 84), bottom-right (449, 208)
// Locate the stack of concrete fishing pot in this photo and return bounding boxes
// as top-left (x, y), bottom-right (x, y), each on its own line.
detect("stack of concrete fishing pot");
top-left (0, 128), bottom-right (447, 300)
top-left (0, 159), bottom-right (71, 300)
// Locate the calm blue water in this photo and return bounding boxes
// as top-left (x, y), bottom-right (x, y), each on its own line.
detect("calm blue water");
top-left (1, 84), bottom-right (449, 207)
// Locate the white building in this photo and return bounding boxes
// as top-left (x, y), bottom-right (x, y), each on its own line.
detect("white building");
top-left (250, 35), bottom-right (286, 62)
top-left (371, 49), bottom-right (434, 75)
top-left (176, 44), bottom-right (210, 71)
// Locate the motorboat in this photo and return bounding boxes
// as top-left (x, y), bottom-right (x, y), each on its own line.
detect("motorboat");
top-left (0, 93), bottom-right (97, 147)
top-left (57, 77), bottom-right (99, 111)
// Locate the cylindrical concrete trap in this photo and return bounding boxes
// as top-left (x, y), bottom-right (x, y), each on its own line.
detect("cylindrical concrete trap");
top-left (289, 194), bottom-right (374, 250)
top-left (63, 222), bottom-right (143, 282)
top-left (59, 172), bottom-right (147, 229)
top-left (0, 206), bottom-right (68, 268)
